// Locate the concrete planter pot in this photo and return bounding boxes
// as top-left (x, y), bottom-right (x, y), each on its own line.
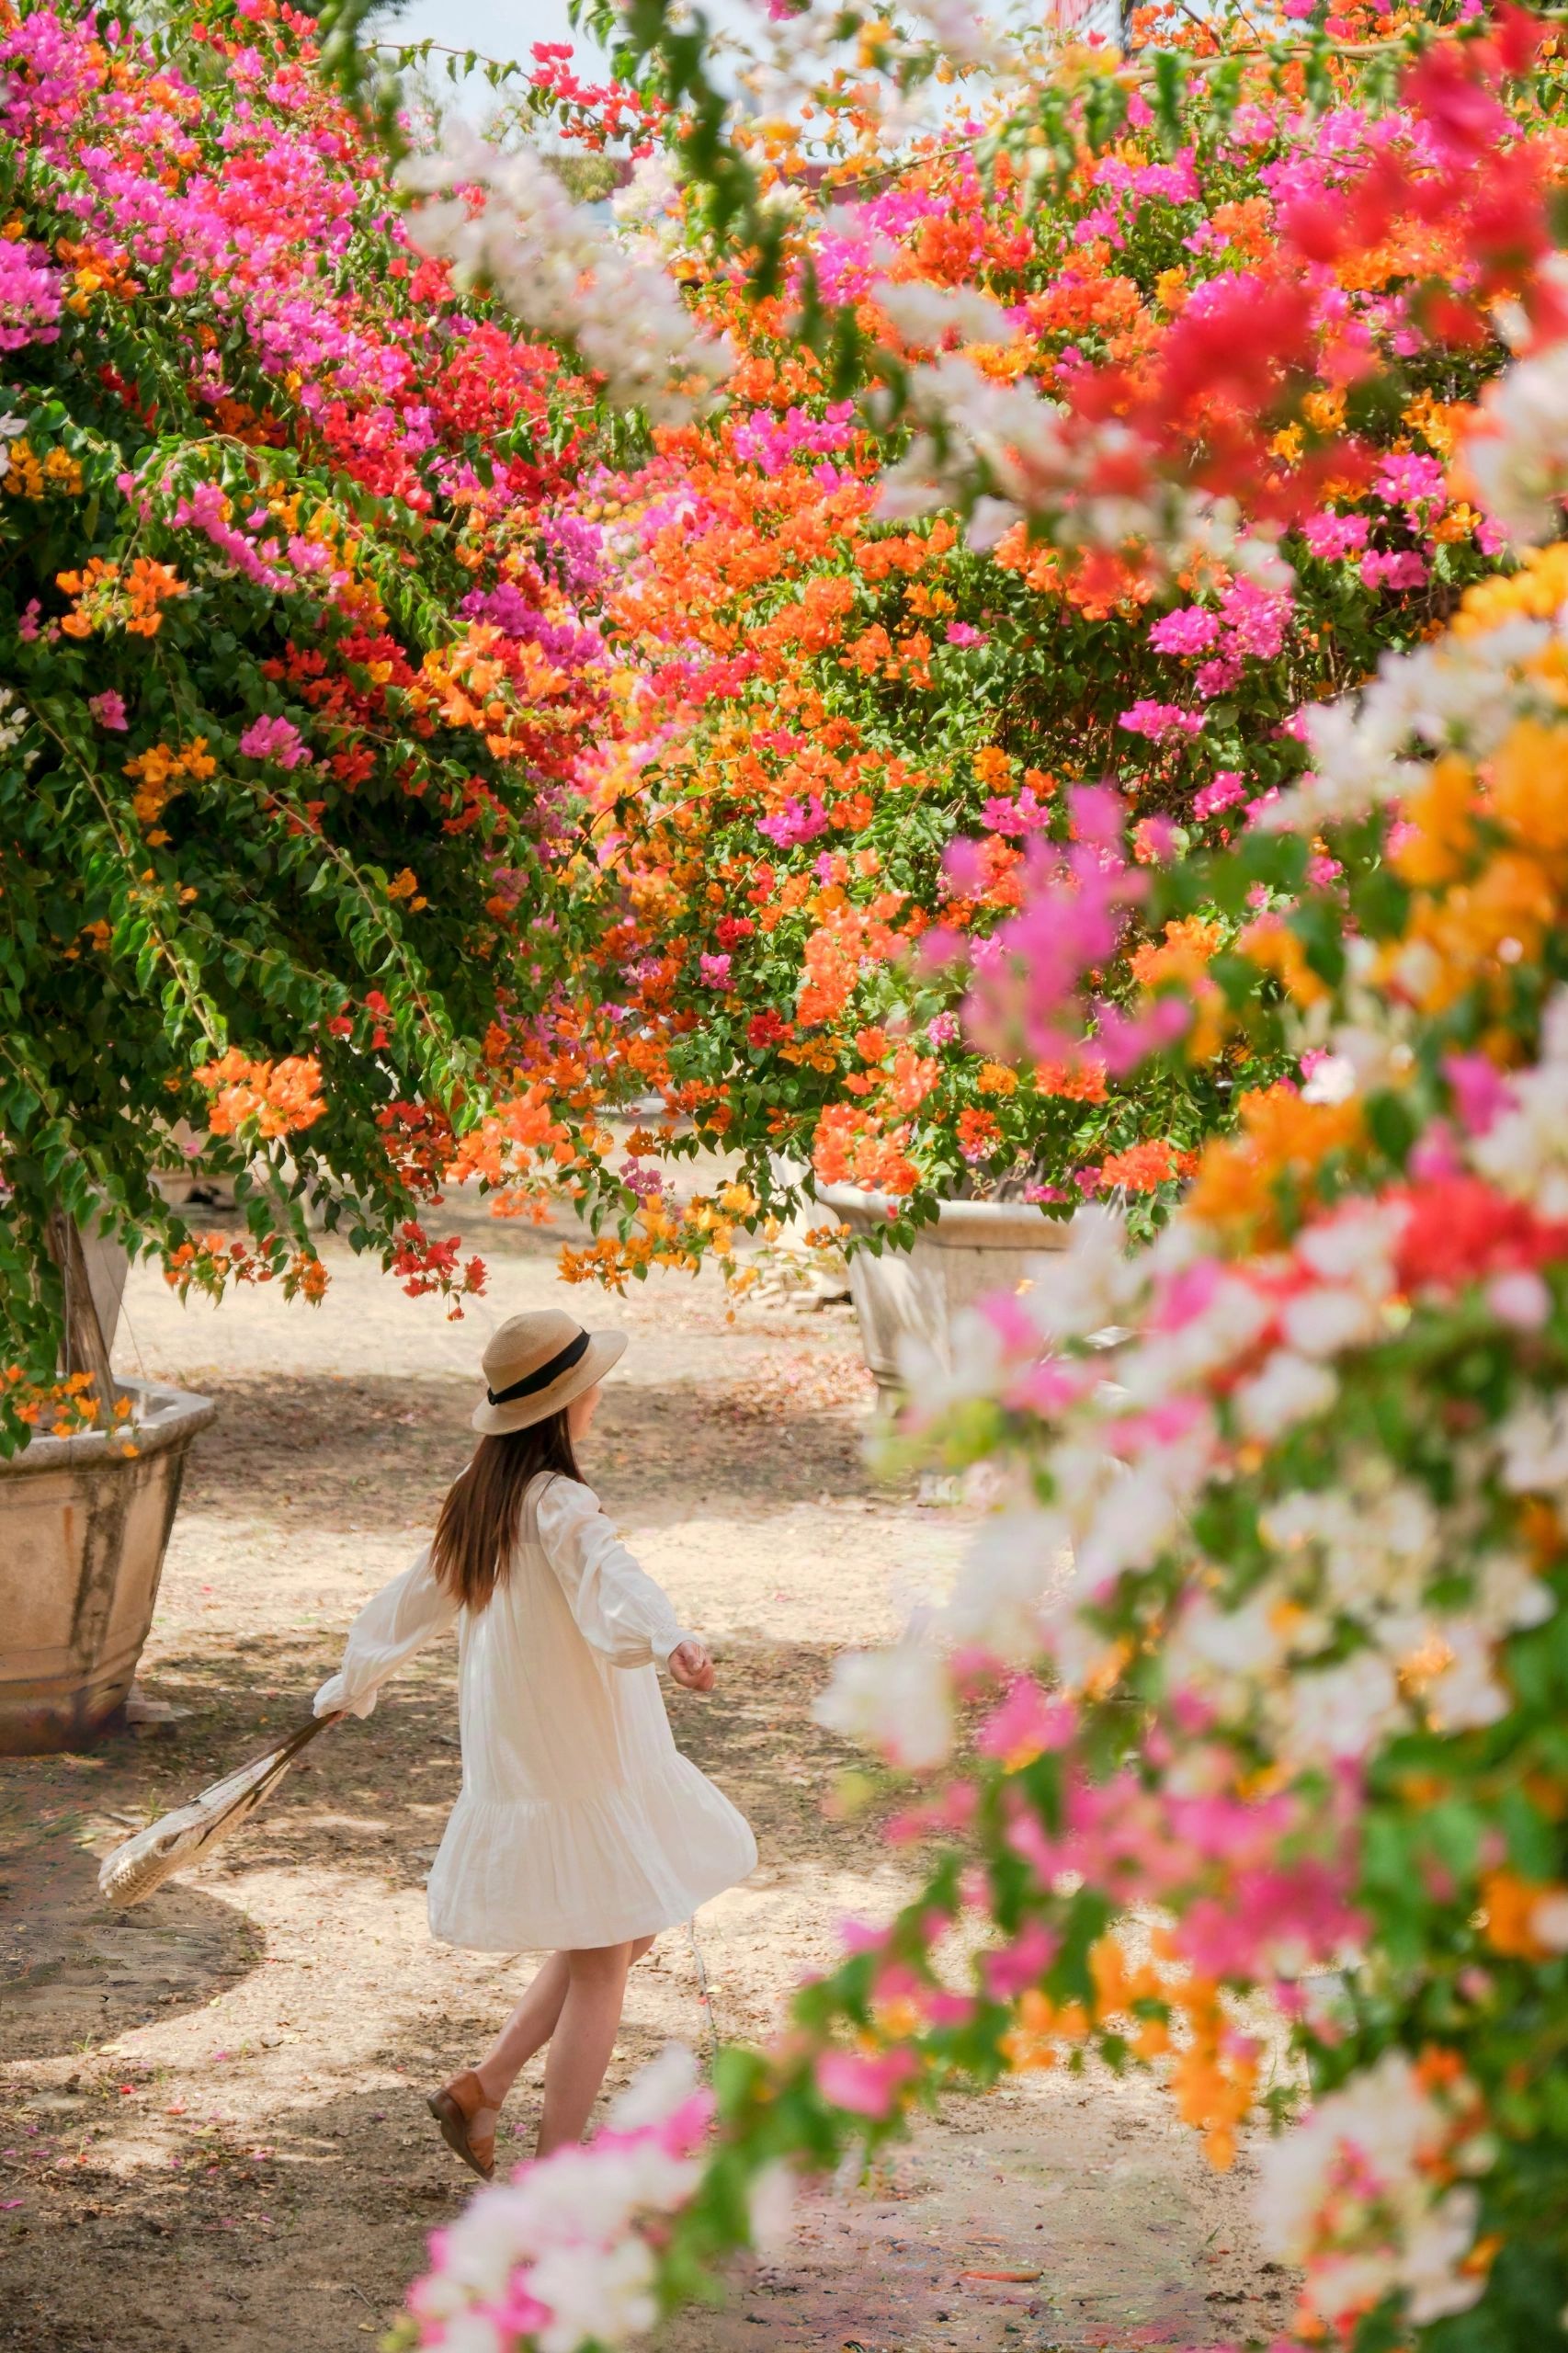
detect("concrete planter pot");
top-left (816, 1184), bottom-right (1069, 1405)
top-left (0, 1380), bottom-right (216, 1756)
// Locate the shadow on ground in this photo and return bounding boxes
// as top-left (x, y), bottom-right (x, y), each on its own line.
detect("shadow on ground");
top-left (0, 1835), bottom-right (262, 2065)
top-left (0, 1616), bottom-right (884, 2353)
top-left (1, 1616), bottom-right (877, 2060)
top-left (169, 1370), bottom-right (874, 1547)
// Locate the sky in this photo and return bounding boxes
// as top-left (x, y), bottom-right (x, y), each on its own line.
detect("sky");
top-left (371, 1), bottom-right (1147, 125)
top-left (373, 0), bottom-right (615, 103)
top-left (376, 0), bottom-right (763, 117)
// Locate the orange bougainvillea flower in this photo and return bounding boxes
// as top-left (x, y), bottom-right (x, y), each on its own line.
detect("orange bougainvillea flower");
top-left (124, 554), bottom-right (187, 635)
top-left (446, 1086), bottom-right (578, 1187)
top-left (122, 736), bottom-right (214, 834)
top-left (1187, 1084), bottom-right (1361, 1245)
top-left (812, 1101), bottom-right (919, 1196)
top-left (883, 1045), bottom-right (940, 1114)
top-left (56, 553), bottom-right (187, 639)
top-left (1129, 915), bottom-right (1226, 990)
top-left (956, 1105), bottom-right (1002, 1162)
top-left (1478, 1870), bottom-right (1568, 1960)
top-left (55, 554), bottom-right (119, 636)
top-left (797, 903), bottom-right (903, 1026)
top-left (1237, 912), bottom-right (1331, 1009)
top-left (1036, 1057), bottom-right (1108, 1102)
top-left (1098, 1138), bottom-right (1196, 1192)
top-left (194, 1049), bottom-right (327, 1140)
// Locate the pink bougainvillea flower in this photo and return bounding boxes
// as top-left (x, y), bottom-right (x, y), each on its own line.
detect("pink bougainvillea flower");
top-left (237, 714), bottom-right (312, 768)
top-left (1119, 699), bottom-right (1206, 740)
top-left (815, 2047), bottom-right (919, 2120)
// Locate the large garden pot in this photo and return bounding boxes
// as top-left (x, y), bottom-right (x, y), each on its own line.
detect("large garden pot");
top-left (0, 1380), bottom-right (216, 1755)
top-left (816, 1185), bottom-right (1070, 1405)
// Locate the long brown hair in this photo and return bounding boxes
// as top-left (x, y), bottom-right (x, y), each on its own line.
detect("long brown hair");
top-left (430, 1413), bottom-right (581, 1610)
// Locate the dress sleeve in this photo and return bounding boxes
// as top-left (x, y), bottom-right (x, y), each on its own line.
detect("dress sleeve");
top-left (534, 1476), bottom-right (694, 1670)
top-left (312, 1546), bottom-right (460, 1719)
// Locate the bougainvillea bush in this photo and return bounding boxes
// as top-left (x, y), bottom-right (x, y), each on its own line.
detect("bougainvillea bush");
top-left (0, 0), bottom-right (626, 1442)
top-left (396, 547), bottom-right (1568, 2345)
top-left (480, 0), bottom-right (1568, 1285)
top-left (341, 11), bottom-right (1568, 2352)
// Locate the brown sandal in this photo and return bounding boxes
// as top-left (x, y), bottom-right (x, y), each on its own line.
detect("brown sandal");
top-left (427, 2070), bottom-right (495, 2181)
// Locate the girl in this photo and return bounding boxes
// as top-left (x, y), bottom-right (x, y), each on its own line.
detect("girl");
top-left (314, 1307), bottom-right (756, 2178)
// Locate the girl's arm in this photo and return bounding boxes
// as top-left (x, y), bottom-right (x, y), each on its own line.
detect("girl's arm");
top-left (535, 1476), bottom-right (703, 1674)
top-left (312, 1546), bottom-right (460, 1719)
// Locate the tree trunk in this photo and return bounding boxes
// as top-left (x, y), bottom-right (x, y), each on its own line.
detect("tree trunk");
top-left (45, 1211), bottom-right (118, 1411)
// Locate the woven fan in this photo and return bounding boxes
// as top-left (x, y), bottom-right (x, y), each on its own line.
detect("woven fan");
top-left (97, 1710), bottom-right (342, 1910)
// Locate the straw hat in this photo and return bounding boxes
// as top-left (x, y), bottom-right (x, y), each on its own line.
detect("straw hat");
top-left (471, 1308), bottom-right (627, 1437)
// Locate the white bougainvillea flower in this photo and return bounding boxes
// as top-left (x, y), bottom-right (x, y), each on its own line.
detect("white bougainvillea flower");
top-left (400, 129), bottom-right (733, 424)
top-left (1463, 334), bottom-right (1568, 546)
top-left (1233, 1349), bottom-right (1337, 1440)
top-left (814, 1637), bottom-right (954, 1768)
top-left (1256, 2052), bottom-right (1489, 2327)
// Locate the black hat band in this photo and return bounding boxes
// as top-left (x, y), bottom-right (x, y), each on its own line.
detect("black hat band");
top-left (486, 1328), bottom-right (592, 1407)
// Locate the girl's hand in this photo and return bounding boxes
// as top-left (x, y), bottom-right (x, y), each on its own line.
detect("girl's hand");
top-left (669, 1639), bottom-right (716, 1692)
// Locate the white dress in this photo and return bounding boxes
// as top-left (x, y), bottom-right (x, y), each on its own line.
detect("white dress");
top-left (313, 1472), bottom-right (756, 1951)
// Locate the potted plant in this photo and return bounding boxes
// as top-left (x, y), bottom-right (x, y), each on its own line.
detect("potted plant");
top-left (0, 0), bottom-right (614, 1745)
top-left (814, 1179), bottom-right (1071, 1407)
top-left (0, 1213), bottom-right (216, 1753)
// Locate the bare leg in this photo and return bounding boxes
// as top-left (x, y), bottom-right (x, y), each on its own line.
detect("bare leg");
top-left (472, 1950), bottom-right (573, 2120)
top-left (535, 1939), bottom-right (644, 2156)
top-left (469, 1937), bottom-right (655, 2144)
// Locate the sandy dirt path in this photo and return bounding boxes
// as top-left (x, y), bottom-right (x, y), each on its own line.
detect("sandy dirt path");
top-left (0, 1200), bottom-right (1276, 2352)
